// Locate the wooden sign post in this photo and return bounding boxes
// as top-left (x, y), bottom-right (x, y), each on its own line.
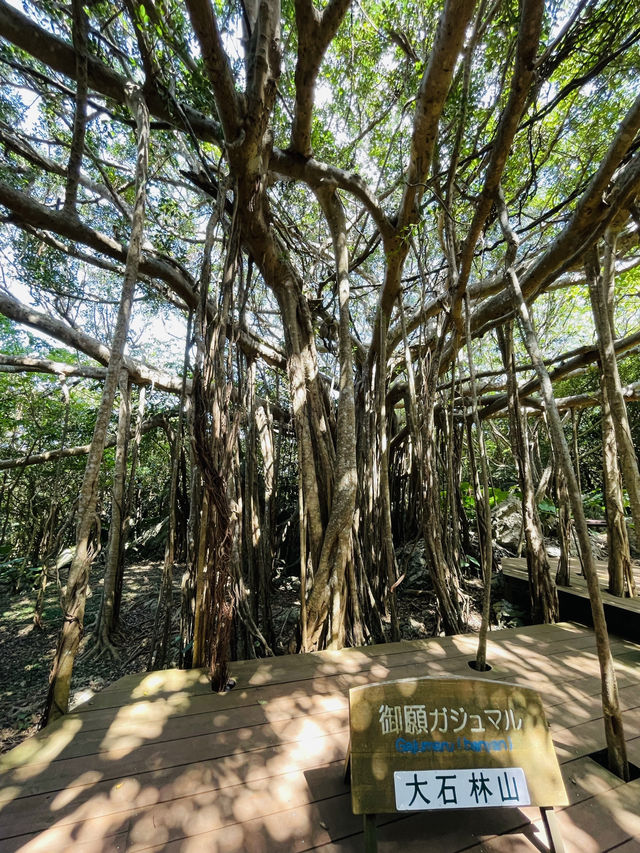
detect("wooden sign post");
top-left (346, 676), bottom-right (568, 852)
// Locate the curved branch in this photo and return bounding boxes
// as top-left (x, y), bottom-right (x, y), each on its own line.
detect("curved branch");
top-left (270, 149), bottom-right (394, 244)
top-left (450, 0), bottom-right (544, 328)
top-left (0, 291), bottom-right (185, 393)
top-left (0, 412), bottom-right (170, 471)
top-left (398, 0), bottom-right (477, 230)
top-left (0, 355), bottom-right (106, 380)
top-left (478, 328), bottom-right (640, 419)
top-left (290, 0), bottom-right (352, 156)
top-left (0, 181), bottom-right (196, 300)
top-left (185, 0), bottom-right (241, 142)
top-left (0, 0), bottom-right (223, 144)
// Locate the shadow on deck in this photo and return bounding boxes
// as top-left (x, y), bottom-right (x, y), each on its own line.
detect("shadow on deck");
top-left (1, 622), bottom-right (640, 851)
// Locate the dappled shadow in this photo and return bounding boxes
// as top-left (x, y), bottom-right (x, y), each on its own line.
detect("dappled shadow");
top-left (0, 623), bottom-right (639, 851)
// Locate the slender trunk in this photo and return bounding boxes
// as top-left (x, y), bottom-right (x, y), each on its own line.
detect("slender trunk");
top-left (600, 377), bottom-right (634, 596)
top-left (498, 322), bottom-right (558, 622)
top-left (95, 369), bottom-right (131, 653)
top-left (42, 84), bottom-right (149, 725)
top-left (192, 489), bottom-right (210, 667)
top-left (147, 424), bottom-right (178, 670)
top-left (587, 239), bottom-right (640, 550)
top-left (34, 380), bottom-right (70, 627)
top-left (376, 307), bottom-right (400, 642)
top-left (63, 0), bottom-right (88, 214)
top-left (114, 384), bottom-right (146, 622)
top-left (554, 465), bottom-right (572, 587)
top-left (445, 361), bottom-right (461, 568)
top-left (190, 208), bottom-right (239, 690)
top-left (180, 408), bottom-right (200, 669)
top-left (244, 360), bottom-right (258, 623)
top-left (421, 320), bottom-right (464, 634)
top-left (148, 314), bottom-right (192, 670)
top-left (256, 401), bottom-right (276, 646)
top-left (464, 297), bottom-right (492, 670)
top-left (571, 410), bottom-right (582, 495)
top-left (498, 323), bottom-right (557, 622)
top-left (499, 188), bottom-right (629, 781)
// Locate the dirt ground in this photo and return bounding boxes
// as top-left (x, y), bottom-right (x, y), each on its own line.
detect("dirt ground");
top-left (0, 559), bottom-right (486, 756)
top-left (0, 560), bottom-right (172, 754)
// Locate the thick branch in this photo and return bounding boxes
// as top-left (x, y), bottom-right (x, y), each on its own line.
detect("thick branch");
top-left (478, 327), bottom-right (640, 419)
top-left (0, 181), bottom-right (196, 300)
top-left (0, 355), bottom-right (106, 380)
top-left (0, 292), bottom-right (184, 393)
top-left (368, 0), bottom-right (475, 368)
top-left (290, 0), bottom-right (352, 156)
top-left (64, 0), bottom-right (89, 214)
top-left (185, 0), bottom-right (241, 142)
top-left (0, 412), bottom-right (169, 470)
top-left (451, 0), bottom-right (543, 328)
top-left (459, 145), bottom-right (640, 359)
top-left (270, 149), bottom-right (394, 245)
top-left (398, 0), bottom-right (476, 231)
top-left (0, 0), bottom-right (223, 143)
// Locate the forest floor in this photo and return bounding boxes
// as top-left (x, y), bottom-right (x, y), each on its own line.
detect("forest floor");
top-left (0, 560), bottom-right (171, 754)
top-left (0, 558), bottom-right (489, 756)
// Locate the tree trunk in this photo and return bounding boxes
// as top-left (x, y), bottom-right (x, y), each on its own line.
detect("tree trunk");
top-left (375, 306), bottom-right (400, 642)
top-left (190, 208), bottom-right (239, 691)
top-left (114, 384), bottom-right (147, 622)
top-left (497, 322), bottom-right (558, 623)
top-left (148, 313), bottom-right (192, 669)
top-left (586, 238), bottom-right (640, 551)
top-left (243, 360), bottom-right (259, 625)
top-left (95, 368), bottom-right (131, 653)
top-left (256, 400), bottom-right (276, 647)
top-left (464, 297), bottom-right (492, 670)
top-left (34, 379), bottom-right (71, 628)
top-left (600, 377), bottom-right (634, 596)
top-left (42, 83), bottom-right (149, 725)
top-left (554, 465), bottom-right (572, 587)
top-left (571, 410), bottom-right (582, 495)
top-left (499, 188), bottom-right (629, 781)
top-left (421, 320), bottom-right (464, 635)
top-left (303, 187), bottom-right (357, 650)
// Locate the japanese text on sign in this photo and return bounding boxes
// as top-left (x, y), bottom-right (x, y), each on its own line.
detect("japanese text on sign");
top-left (393, 767), bottom-right (530, 811)
top-left (379, 703), bottom-right (523, 736)
top-left (348, 676), bottom-right (568, 814)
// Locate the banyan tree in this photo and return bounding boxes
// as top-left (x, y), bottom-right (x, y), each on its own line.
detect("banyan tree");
top-left (0, 0), bottom-right (639, 778)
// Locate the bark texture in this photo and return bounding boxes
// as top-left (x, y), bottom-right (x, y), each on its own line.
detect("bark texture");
top-left (42, 84), bottom-right (149, 725)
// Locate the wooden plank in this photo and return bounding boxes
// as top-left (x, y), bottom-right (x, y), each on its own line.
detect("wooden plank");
top-left (604, 839), bottom-right (640, 852)
top-left (1, 624), bottom-right (639, 853)
top-left (3, 626), bottom-right (615, 773)
top-left (0, 741), bottom-right (349, 838)
top-left (501, 560), bottom-right (640, 615)
top-left (3, 750), bottom-right (630, 853)
top-left (2, 628), bottom-right (637, 790)
top-left (65, 622), bottom-right (602, 709)
top-left (0, 635), bottom-right (616, 786)
top-left (0, 752), bottom-right (621, 852)
top-left (3, 660), bottom-right (637, 804)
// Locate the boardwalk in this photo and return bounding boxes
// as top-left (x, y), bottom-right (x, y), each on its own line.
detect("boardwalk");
top-left (1, 622), bottom-right (640, 852)
top-left (501, 557), bottom-right (640, 641)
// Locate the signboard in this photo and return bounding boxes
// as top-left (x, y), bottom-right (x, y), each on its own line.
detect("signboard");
top-left (348, 676), bottom-right (568, 815)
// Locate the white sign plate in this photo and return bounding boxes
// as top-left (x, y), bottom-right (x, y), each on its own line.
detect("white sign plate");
top-left (394, 766), bottom-right (530, 811)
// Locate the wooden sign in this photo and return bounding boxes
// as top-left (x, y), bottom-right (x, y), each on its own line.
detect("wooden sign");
top-left (348, 676), bottom-right (568, 815)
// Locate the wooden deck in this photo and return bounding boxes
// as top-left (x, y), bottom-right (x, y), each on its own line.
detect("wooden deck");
top-left (501, 557), bottom-right (640, 641)
top-left (1, 622), bottom-right (640, 852)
